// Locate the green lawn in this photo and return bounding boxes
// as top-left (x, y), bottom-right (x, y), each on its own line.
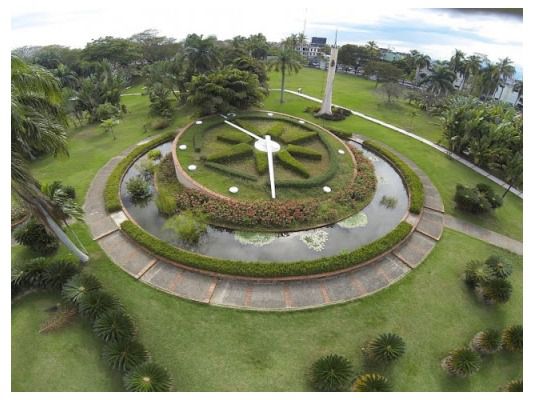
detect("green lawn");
top-left (269, 67), bottom-right (443, 143)
top-left (12, 226), bottom-right (522, 391)
top-left (262, 93), bottom-right (523, 240)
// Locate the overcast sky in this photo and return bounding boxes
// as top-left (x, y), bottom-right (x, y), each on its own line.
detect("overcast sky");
top-left (10, 1), bottom-right (523, 77)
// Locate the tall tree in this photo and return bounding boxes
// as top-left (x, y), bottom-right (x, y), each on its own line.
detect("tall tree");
top-left (11, 55), bottom-right (89, 262)
top-left (364, 61), bottom-right (404, 88)
top-left (411, 50), bottom-right (431, 84)
top-left (82, 36), bottom-right (141, 67)
top-left (365, 41), bottom-right (380, 61)
top-left (338, 44), bottom-right (369, 72)
top-left (232, 56), bottom-right (269, 89)
top-left (462, 55), bottom-right (482, 91)
top-left (129, 29), bottom-right (181, 63)
top-left (267, 44), bottom-right (302, 103)
top-left (184, 34), bottom-right (221, 77)
top-left (246, 33), bottom-right (270, 60)
top-left (420, 65), bottom-right (455, 96)
top-left (495, 57), bottom-right (516, 99)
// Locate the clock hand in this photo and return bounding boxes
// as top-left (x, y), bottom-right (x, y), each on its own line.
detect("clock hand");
top-left (265, 135), bottom-right (276, 199)
top-left (224, 120), bottom-right (262, 141)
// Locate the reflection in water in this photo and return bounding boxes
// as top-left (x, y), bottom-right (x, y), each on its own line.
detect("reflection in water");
top-left (120, 141), bottom-right (409, 262)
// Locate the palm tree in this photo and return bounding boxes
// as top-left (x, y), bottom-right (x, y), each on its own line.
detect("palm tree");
top-left (420, 65), bottom-right (455, 96)
top-left (462, 55), bottom-right (482, 91)
top-left (267, 45), bottom-right (302, 103)
top-left (476, 61), bottom-right (500, 98)
top-left (365, 41), bottom-right (380, 61)
top-left (495, 57), bottom-right (516, 99)
top-left (184, 34), bottom-right (221, 76)
top-left (449, 49), bottom-right (465, 87)
top-left (412, 51), bottom-right (431, 84)
top-left (11, 55), bottom-right (89, 262)
top-left (513, 80), bottom-right (523, 106)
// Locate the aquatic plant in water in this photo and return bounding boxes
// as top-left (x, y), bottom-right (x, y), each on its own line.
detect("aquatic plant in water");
top-left (380, 196), bottom-right (398, 209)
top-left (338, 212), bottom-right (368, 229)
top-left (299, 230), bottom-right (328, 252)
top-left (234, 231), bottom-right (277, 247)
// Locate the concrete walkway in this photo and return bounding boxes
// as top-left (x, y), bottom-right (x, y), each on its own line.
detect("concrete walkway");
top-left (274, 89), bottom-right (523, 199)
top-left (84, 139), bottom-right (445, 311)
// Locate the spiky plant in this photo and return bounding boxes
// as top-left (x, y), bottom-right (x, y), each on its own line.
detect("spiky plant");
top-left (441, 348), bottom-right (481, 377)
top-left (503, 378), bottom-right (523, 392)
top-left (485, 255), bottom-right (513, 279)
top-left (123, 362), bottom-right (173, 392)
top-left (93, 310), bottom-right (136, 343)
top-left (464, 259), bottom-right (490, 287)
top-left (502, 325), bottom-right (522, 353)
top-left (61, 273), bottom-right (101, 304)
top-left (366, 333), bottom-right (406, 363)
top-left (11, 257), bottom-right (48, 289)
top-left (43, 259), bottom-right (80, 290)
top-left (102, 340), bottom-right (150, 372)
top-left (470, 329), bottom-right (501, 354)
top-left (352, 373), bottom-right (392, 392)
top-left (480, 278), bottom-right (512, 304)
top-left (77, 290), bottom-right (121, 321)
top-left (311, 354), bottom-right (354, 392)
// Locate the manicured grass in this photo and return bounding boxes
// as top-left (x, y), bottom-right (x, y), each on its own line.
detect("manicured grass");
top-left (31, 86), bottom-right (192, 204)
top-left (262, 94), bottom-right (523, 240)
top-left (269, 67), bottom-right (443, 143)
top-left (12, 226), bottom-right (522, 391)
top-left (11, 290), bottom-right (123, 391)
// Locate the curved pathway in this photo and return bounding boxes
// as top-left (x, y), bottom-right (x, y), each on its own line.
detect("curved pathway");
top-left (274, 89), bottom-right (523, 199)
top-left (84, 137), bottom-right (445, 311)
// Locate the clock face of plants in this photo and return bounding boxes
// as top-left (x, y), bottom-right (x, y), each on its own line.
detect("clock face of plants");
top-left (176, 113), bottom-right (358, 202)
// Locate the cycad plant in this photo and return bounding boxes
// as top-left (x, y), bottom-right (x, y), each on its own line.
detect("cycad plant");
top-left (311, 354), bottom-right (354, 392)
top-left (441, 348), bottom-right (481, 377)
top-left (464, 259), bottom-right (491, 287)
top-left (77, 290), bottom-right (121, 321)
top-left (61, 273), bottom-right (101, 304)
top-left (485, 255), bottom-right (513, 279)
top-left (501, 325), bottom-right (522, 353)
top-left (93, 310), bottom-right (136, 343)
top-left (480, 278), bottom-right (512, 304)
top-left (43, 259), bottom-right (80, 290)
top-left (470, 329), bottom-right (502, 354)
top-left (365, 333), bottom-right (406, 363)
top-left (11, 257), bottom-right (48, 290)
top-left (352, 373), bottom-right (392, 392)
top-left (123, 362), bottom-right (173, 392)
top-left (102, 340), bottom-right (150, 372)
top-left (503, 378), bottom-right (523, 392)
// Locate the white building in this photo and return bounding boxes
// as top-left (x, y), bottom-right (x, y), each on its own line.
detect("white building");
top-left (295, 37), bottom-right (327, 60)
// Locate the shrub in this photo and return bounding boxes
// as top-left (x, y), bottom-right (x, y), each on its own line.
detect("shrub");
top-left (120, 220), bottom-right (412, 278)
top-left (254, 150), bottom-right (268, 174)
top-left (477, 183), bottom-right (503, 209)
top-left (150, 118), bottom-right (170, 130)
top-left (352, 373), bottom-right (392, 392)
top-left (93, 310), bottom-right (136, 343)
top-left (276, 149), bottom-right (310, 178)
top-left (480, 278), bottom-right (512, 304)
top-left (470, 329), bottom-right (502, 354)
top-left (441, 348), bottom-right (482, 377)
top-left (464, 259), bottom-right (491, 288)
top-left (280, 130), bottom-right (317, 144)
top-left (61, 273), bottom-right (102, 304)
top-left (503, 379), bottom-right (523, 392)
top-left (155, 193), bottom-right (177, 216)
top-left (454, 184), bottom-right (502, 214)
top-left (136, 159), bottom-right (156, 180)
top-left (216, 130), bottom-right (253, 144)
top-left (485, 255), bottom-right (513, 279)
top-left (163, 211), bottom-right (207, 244)
top-left (204, 161), bottom-right (258, 181)
top-left (13, 219), bottom-right (59, 255)
top-left (102, 340), bottom-right (150, 372)
top-left (43, 259), bottom-right (81, 290)
top-left (78, 290), bottom-right (121, 321)
top-left (287, 144), bottom-right (322, 159)
top-left (501, 325), bottom-right (522, 353)
top-left (126, 176), bottom-right (152, 201)
top-left (363, 141), bottom-right (424, 214)
top-left (364, 333), bottom-right (406, 363)
top-left (313, 106), bottom-right (352, 121)
top-left (311, 354), bottom-right (353, 392)
top-left (123, 362), bottom-right (173, 392)
top-left (62, 185), bottom-right (76, 200)
top-left (147, 149), bottom-right (162, 160)
top-left (11, 257), bottom-right (49, 290)
top-left (104, 133), bottom-right (174, 213)
top-left (205, 142), bottom-right (253, 162)
top-left (329, 128), bottom-right (353, 139)
top-left (95, 102), bottom-right (120, 121)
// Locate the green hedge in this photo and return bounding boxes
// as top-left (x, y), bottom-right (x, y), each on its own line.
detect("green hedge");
top-left (363, 140), bottom-right (424, 214)
top-left (329, 128), bottom-right (353, 139)
top-left (205, 142), bottom-right (253, 162)
top-left (267, 123), bottom-right (286, 139)
top-left (121, 220), bottom-right (412, 278)
top-left (254, 150), bottom-right (268, 174)
top-left (276, 149), bottom-right (310, 178)
top-left (104, 133), bottom-right (175, 213)
top-left (287, 144), bottom-right (322, 160)
top-left (204, 161), bottom-right (258, 181)
top-left (217, 130), bottom-right (253, 144)
top-left (281, 130), bottom-right (318, 144)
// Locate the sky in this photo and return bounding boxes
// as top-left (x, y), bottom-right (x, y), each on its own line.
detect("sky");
top-left (10, 1), bottom-right (523, 78)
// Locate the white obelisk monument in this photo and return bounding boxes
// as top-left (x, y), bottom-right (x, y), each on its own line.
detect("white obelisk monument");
top-left (316, 32), bottom-right (338, 116)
